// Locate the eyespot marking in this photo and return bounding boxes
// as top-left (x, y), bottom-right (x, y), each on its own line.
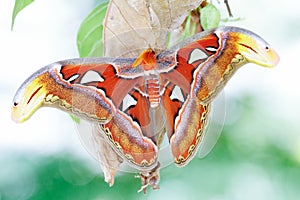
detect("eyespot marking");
top-left (206, 46), bottom-right (218, 52)
top-left (170, 85), bottom-right (184, 102)
top-left (122, 94), bottom-right (137, 111)
top-left (80, 70), bottom-right (104, 84)
top-left (67, 74), bottom-right (80, 83)
top-left (265, 45), bottom-right (270, 51)
top-left (188, 49), bottom-right (208, 64)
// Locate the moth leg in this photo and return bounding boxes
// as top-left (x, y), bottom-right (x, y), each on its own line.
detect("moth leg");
top-left (98, 110), bottom-right (158, 170)
top-left (170, 96), bottom-right (210, 166)
top-left (137, 162), bottom-right (160, 194)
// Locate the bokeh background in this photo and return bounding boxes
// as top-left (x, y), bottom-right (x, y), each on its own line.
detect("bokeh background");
top-left (1, 0), bottom-right (300, 199)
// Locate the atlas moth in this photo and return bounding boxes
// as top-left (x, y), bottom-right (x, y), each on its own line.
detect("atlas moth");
top-left (12, 26), bottom-right (279, 192)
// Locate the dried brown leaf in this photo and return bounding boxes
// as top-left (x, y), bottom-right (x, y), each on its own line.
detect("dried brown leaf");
top-left (103, 0), bottom-right (204, 57)
top-left (92, 124), bottom-right (123, 186)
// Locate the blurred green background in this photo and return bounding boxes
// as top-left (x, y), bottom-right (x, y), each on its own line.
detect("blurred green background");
top-left (1, 0), bottom-right (300, 199)
top-left (2, 96), bottom-right (300, 200)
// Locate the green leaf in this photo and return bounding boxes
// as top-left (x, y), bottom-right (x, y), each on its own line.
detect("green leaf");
top-left (170, 12), bottom-right (197, 47)
top-left (200, 4), bottom-right (221, 30)
top-left (76, 2), bottom-right (108, 58)
top-left (183, 14), bottom-right (196, 39)
top-left (70, 115), bottom-right (80, 124)
top-left (11, 0), bottom-right (35, 30)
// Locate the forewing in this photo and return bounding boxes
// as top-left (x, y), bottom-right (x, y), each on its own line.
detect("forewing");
top-left (12, 57), bottom-right (138, 123)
